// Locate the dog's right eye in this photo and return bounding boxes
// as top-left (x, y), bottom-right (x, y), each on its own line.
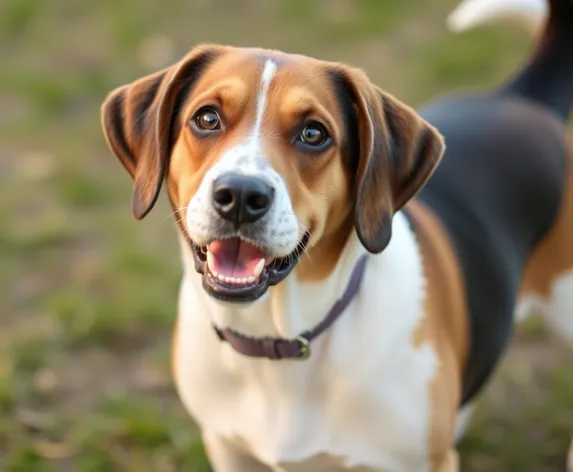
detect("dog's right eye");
top-left (191, 107), bottom-right (222, 133)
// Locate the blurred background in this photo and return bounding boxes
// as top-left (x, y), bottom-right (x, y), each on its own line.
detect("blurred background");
top-left (1, 0), bottom-right (572, 471)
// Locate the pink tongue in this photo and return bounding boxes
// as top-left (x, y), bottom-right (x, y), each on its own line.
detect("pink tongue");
top-left (208, 238), bottom-right (267, 278)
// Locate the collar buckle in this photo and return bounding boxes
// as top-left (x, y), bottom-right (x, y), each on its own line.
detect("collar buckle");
top-left (294, 336), bottom-right (310, 360)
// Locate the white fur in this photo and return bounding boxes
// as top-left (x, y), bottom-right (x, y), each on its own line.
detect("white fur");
top-left (174, 213), bottom-right (438, 471)
top-left (454, 403), bottom-right (476, 444)
top-left (447, 0), bottom-right (546, 33)
top-left (546, 271), bottom-right (573, 342)
top-left (517, 270), bottom-right (573, 344)
top-left (186, 59), bottom-right (300, 260)
top-left (253, 60), bottom-right (277, 143)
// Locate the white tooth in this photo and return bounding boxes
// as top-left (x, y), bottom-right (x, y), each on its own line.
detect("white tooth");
top-left (217, 274), bottom-right (225, 281)
top-left (206, 251), bottom-right (215, 271)
top-left (247, 276), bottom-right (255, 284)
top-left (225, 276), bottom-right (232, 283)
top-left (240, 278), bottom-right (247, 284)
top-left (253, 259), bottom-right (265, 277)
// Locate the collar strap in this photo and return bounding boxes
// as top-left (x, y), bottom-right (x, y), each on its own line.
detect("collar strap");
top-left (213, 254), bottom-right (368, 360)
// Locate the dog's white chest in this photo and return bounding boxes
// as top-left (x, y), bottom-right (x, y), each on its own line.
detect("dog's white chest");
top-left (176, 323), bottom-right (435, 470)
top-left (174, 215), bottom-right (437, 471)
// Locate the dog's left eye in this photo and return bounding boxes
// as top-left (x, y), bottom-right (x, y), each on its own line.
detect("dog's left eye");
top-left (191, 107), bottom-right (222, 133)
top-left (296, 121), bottom-right (331, 150)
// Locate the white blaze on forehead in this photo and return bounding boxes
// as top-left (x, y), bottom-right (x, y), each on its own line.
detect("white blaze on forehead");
top-left (185, 57), bottom-right (299, 257)
top-left (249, 59), bottom-right (277, 148)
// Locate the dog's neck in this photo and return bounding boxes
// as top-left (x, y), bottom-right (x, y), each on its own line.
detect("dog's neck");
top-left (179, 231), bottom-right (367, 340)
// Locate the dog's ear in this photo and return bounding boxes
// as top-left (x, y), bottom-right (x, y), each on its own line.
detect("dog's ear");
top-left (101, 44), bottom-right (226, 219)
top-left (331, 67), bottom-right (445, 253)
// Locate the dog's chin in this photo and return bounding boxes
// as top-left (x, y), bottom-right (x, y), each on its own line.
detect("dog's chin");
top-left (190, 232), bottom-right (310, 304)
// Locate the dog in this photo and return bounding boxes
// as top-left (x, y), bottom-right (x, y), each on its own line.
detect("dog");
top-left (100, 0), bottom-right (573, 470)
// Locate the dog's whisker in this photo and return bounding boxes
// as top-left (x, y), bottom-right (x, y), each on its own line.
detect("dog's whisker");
top-left (298, 223), bottom-right (316, 243)
top-left (160, 207), bottom-right (187, 226)
top-left (171, 216), bottom-right (187, 229)
top-left (297, 223), bottom-right (315, 263)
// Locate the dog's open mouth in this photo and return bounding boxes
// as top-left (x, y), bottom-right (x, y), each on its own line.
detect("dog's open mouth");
top-left (191, 233), bottom-right (310, 302)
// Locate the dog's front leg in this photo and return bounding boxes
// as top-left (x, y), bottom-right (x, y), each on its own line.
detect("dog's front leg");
top-left (434, 449), bottom-right (459, 472)
top-left (203, 434), bottom-right (272, 472)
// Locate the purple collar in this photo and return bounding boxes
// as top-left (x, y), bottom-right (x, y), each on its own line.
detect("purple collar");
top-left (213, 255), bottom-right (368, 360)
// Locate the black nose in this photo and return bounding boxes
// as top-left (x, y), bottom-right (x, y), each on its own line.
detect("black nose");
top-left (212, 173), bottom-right (274, 228)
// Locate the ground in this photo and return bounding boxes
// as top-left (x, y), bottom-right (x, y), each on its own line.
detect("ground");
top-left (1, 0), bottom-right (572, 471)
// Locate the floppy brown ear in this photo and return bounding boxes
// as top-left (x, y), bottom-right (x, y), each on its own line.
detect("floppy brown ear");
top-left (101, 44), bottom-right (226, 219)
top-left (331, 67), bottom-right (445, 253)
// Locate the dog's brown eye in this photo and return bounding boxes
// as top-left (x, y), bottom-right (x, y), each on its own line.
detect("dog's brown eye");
top-left (193, 108), bottom-right (221, 131)
top-left (298, 122), bottom-right (330, 148)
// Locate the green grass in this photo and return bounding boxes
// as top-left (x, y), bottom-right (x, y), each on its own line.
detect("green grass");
top-left (1, 0), bottom-right (572, 470)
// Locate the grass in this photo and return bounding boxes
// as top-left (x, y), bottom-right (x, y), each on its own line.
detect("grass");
top-left (1, 0), bottom-right (571, 470)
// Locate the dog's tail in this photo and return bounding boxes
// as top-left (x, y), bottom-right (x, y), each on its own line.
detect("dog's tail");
top-left (447, 0), bottom-right (547, 34)
top-left (500, 0), bottom-right (573, 121)
top-left (449, 0), bottom-right (573, 122)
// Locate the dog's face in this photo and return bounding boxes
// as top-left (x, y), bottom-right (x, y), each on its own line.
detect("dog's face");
top-left (101, 45), bottom-right (444, 304)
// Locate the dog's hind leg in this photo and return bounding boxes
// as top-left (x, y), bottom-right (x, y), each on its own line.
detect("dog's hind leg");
top-left (519, 148), bottom-right (573, 472)
top-left (519, 149), bottom-right (573, 346)
top-left (453, 403), bottom-right (476, 445)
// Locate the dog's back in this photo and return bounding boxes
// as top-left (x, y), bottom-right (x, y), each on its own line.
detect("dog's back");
top-left (414, 0), bottom-right (573, 404)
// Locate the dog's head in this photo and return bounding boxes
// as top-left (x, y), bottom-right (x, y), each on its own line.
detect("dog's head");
top-left (101, 44), bottom-right (444, 304)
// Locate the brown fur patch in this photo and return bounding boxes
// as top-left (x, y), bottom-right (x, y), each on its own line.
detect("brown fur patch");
top-left (406, 200), bottom-right (469, 471)
top-left (435, 449), bottom-right (460, 472)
